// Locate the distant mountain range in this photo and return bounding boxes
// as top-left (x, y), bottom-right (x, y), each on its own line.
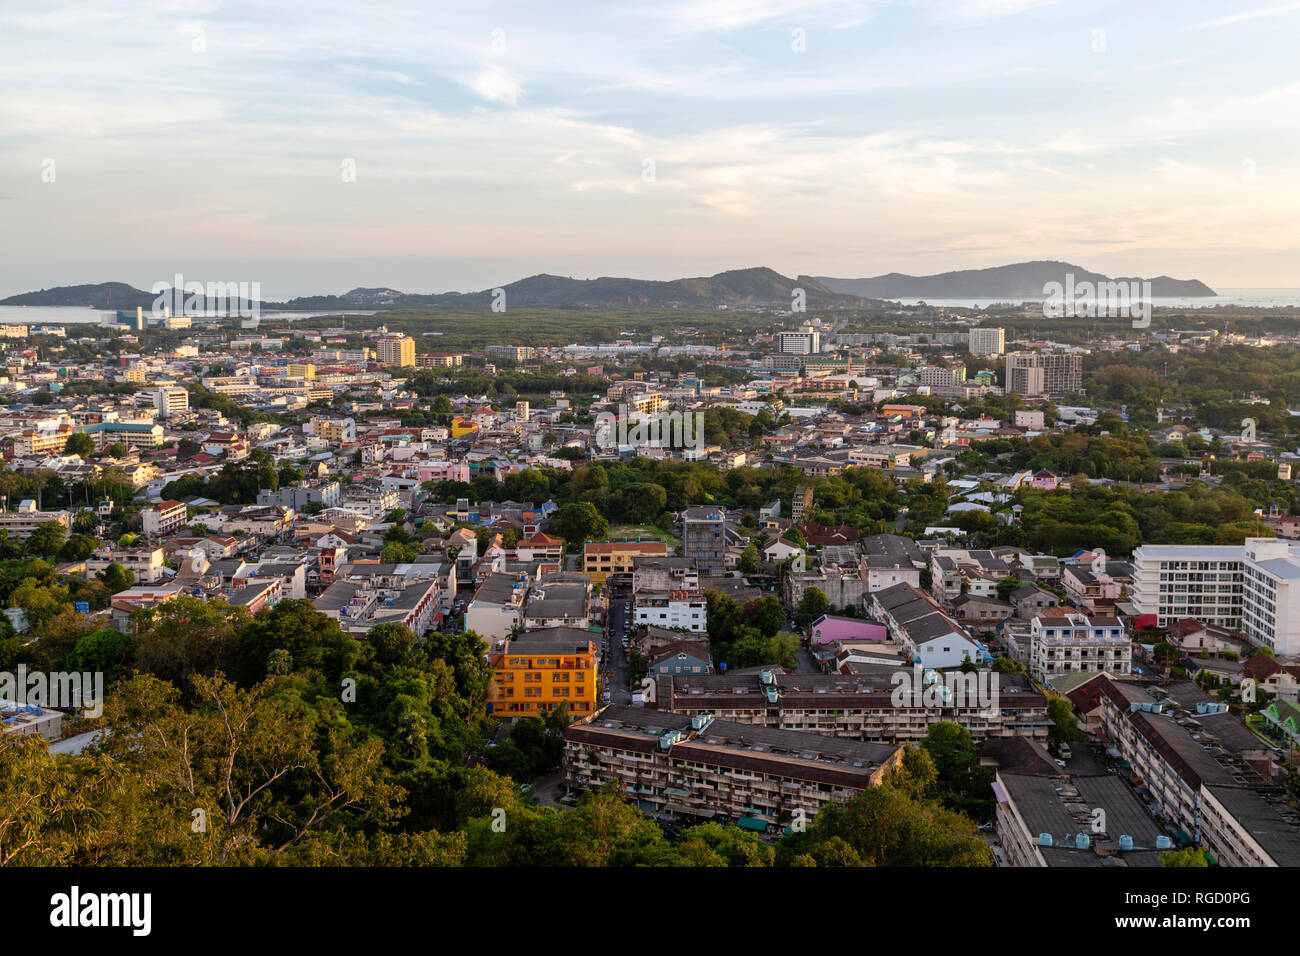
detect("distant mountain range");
top-left (1, 261), bottom-right (1217, 311)
top-left (278, 268), bottom-right (861, 310)
top-left (816, 261), bottom-right (1215, 299)
top-left (0, 268), bottom-right (859, 311)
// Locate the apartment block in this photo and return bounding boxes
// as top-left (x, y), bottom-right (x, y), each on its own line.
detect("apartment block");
top-left (142, 500), bottom-right (188, 537)
top-left (1006, 351), bottom-right (1082, 398)
top-left (632, 588), bottom-right (706, 632)
top-left (151, 386), bottom-right (190, 419)
top-left (488, 627), bottom-right (598, 718)
top-left (564, 705), bottom-right (901, 832)
top-left (681, 506), bottom-right (726, 575)
top-left (583, 539), bottom-right (669, 584)
top-left (1029, 609), bottom-right (1131, 682)
top-left (968, 327), bottom-right (1005, 357)
top-left (376, 334), bottom-right (415, 367)
top-left (658, 667), bottom-right (1049, 742)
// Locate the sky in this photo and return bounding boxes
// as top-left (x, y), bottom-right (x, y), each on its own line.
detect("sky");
top-left (2, 0), bottom-right (1299, 298)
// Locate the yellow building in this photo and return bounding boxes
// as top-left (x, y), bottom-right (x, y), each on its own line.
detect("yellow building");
top-left (376, 334), bottom-right (415, 367)
top-left (287, 362), bottom-right (316, 380)
top-left (451, 417), bottom-right (479, 439)
top-left (582, 539), bottom-right (668, 584)
top-left (488, 628), bottom-right (598, 718)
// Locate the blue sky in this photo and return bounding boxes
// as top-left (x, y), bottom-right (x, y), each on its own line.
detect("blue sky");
top-left (2, 0), bottom-right (1299, 296)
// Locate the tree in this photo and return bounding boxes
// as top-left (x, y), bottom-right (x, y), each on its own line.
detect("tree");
top-left (796, 587), bottom-right (830, 628)
top-left (65, 628), bottom-right (132, 683)
top-left (1160, 847), bottom-right (1208, 867)
top-left (24, 521), bottom-right (67, 558)
top-left (64, 432), bottom-right (95, 458)
top-left (739, 542), bottom-right (760, 574)
top-left (98, 562), bottom-right (135, 594)
top-left (551, 502), bottom-right (608, 551)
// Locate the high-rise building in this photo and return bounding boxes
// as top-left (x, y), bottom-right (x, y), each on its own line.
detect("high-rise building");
top-left (776, 328), bottom-right (821, 355)
top-left (1130, 544), bottom-right (1244, 631)
top-left (1005, 351), bottom-right (1081, 397)
top-left (681, 506), bottom-right (727, 574)
top-left (1128, 539), bottom-right (1300, 656)
top-left (968, 327), bottom-right (1006, 357)
top-left (152, 386), bottom-right (190, 419)
top-left (376, 334), bottom-right (415, 367)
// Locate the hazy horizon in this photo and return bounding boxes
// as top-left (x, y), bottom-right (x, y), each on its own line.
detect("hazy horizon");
top-left (4, 0), bottom-right (1299, 294)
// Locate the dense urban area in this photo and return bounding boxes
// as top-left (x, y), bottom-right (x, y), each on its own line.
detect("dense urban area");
top-left (5, 296), bottom-right (1300, 870)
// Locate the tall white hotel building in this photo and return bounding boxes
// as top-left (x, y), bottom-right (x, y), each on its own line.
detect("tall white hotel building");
top-left (1131, 538), bottom-right (1300, 657)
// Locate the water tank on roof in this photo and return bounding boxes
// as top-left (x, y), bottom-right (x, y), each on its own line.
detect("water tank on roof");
top-left (1075, 834), bottom-right (1090, 849)
top-left (1118, 834), bottom-right (1134, 851)
top-left (1038, 833), bottom-right (1053, 847)
top-left (1155, 835), bottom-right (1172, 850)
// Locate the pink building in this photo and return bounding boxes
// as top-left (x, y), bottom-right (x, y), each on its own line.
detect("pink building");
top-left (417, 461), bottom-right (472, 484)
top-left (1030, 470), bottom-right (1059, 490)
top-left (808, 614), bottom-right (888, 645)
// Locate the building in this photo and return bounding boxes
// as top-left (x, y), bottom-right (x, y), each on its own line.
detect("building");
top-left (416, 352), bottom-right (463, 368)
top-left (0, 500), bottom-right (70, 540)
top-left (632, 588), bottom-right (707, 632)
top-left (582, 539), bottom-right (669, 584)
top-left (1028, 609), bottom-right (1131, 682)
top-left (464, 572), bottom-right (528, 639)
top-left (488, 627), bottom-right (598, 718)
top-left (485, 345), bottom-right (536, 362)
top-left (1131, 543), bottom-right (1244, 631)
top-left (14, 424), bottom-right (75, 457)
top-left (1240, 537), bottom-right (1300, 657)
top-left (681, 506), bottom-right (726, 575)
top-left (1130, 538), bottom-right (1300, 654)
top-left (1095, 675), bottom-right (1300, 864)
top-left (968, 327), bottom-right (1005, 357)
top-left (995, 753), bottom-right (1171, 867)
top-left (311, 417), bottom-right (357, 443)
top-left (776, 327), bottom-right (821, 355)
top-left (82, 420), bottom-right (165, 451)
top-left (1005, 351), bottom-right (1082, 398)
top-left (376, 334), bottom-right (415, 367)
top-left (151, 386), bottom-right (190, 419)
top-left (564, 705), bottom-right (901, 832)
top-left (658, 668), bottom-right (1049, 742)
top-left (791, 486), bottom-right (813, 522)
top-left (142, 500), bottom-right (188, 537)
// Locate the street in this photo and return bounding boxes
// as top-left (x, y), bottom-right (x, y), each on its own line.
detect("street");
top-left (605, 585), bottom-right (633, 705)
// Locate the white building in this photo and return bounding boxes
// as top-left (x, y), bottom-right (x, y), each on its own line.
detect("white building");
top-left (1241, 538), bottom-right (1300, 657)
top-left (776, 328), bottom-right (821, 355)
top-left (1028, 610), bottom-right (1131, 682)
top-left (1130, 544), bottom-right (1244, 631)
top-left (632, 589), bottom-right (707, 633)
top-left (1132, 538), bottom-right (1300, 657)
top-left (968, 327), bottom-right (1005, 357)
top-left (152, 386), bottom-right (190, 418)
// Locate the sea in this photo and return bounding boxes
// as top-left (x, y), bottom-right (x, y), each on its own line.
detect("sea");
top-left (883, 289), bottom-right (1300, 309)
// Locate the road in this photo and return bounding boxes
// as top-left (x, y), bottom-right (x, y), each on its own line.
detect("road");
top-left (605, 585), bottom-right (633, 705)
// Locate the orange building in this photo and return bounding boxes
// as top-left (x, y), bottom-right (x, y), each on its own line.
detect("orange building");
top-left (487, 627), bottom-right (598, 718)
